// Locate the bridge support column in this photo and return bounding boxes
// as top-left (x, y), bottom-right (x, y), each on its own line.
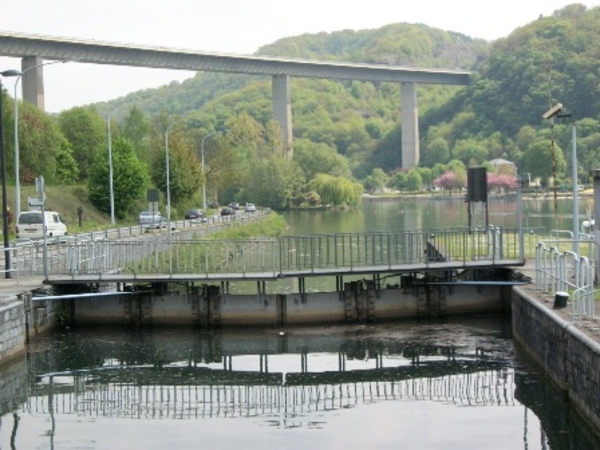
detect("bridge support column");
top-left (22, 57), bottom-right (46, 110)
top-left (272, 74), bottom-right (293, 159)
top-left (401, 82), bottom-right (419, 169)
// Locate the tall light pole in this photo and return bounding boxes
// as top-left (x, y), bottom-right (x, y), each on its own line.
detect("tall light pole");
top-left (566, 116), bottom-right (579, 253)
top-left (201, 132), bottom-right (220, 212)
top-left (543, 103), bottom-right (579, 253)
top-left (107, 115), bottom-right (115, 225)
top-left (14, 60), bottom-right (66, 219)
top-left (164, 123), bottom-right (175, 222)
top-left (0, 69), bottom-right (22, 278)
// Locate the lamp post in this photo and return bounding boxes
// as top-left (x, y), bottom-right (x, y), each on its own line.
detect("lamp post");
top-left (14, 60), bottom-right (66, 219)
top-left (107, 115), bottom-right (115, 225)
top-left (0, 69), bottom-right (22, 278)
top-left (570, 120), bottom-right (578, 243)
top-left (164, 123), bottom-right (175, 222)
top-left (543, 103), bottom-right (579, 253)
top-left (201, 132), bottom-right (220, 212)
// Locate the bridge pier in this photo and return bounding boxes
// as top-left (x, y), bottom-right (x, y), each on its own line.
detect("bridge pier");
top-left (272, 74), bottom-right (293, 159)
top-left (19, 59), bottom-right (422, 168)
top-left (21, 56), bottom-right (46, 110)
top-left (401, 82), bottom-right (420, 168)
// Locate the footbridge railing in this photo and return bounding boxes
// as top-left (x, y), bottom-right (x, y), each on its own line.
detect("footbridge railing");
top-left (14, 227), bottom-right (523, 281)
top-left (535, 240), bottom-right (597, 322)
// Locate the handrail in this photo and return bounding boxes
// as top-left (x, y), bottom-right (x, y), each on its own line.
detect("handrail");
top-left (3, 226), bottom-right (523, 284)
top-left (535, 239), bottom-right (597, 322)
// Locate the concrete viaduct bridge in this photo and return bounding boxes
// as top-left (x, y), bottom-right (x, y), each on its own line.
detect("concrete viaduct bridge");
top-left (0, 31), bottom-right (470, 168)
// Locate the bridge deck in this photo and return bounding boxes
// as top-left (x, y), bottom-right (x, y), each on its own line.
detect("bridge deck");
top-left (7, 226), bottom-right (524, 284)
top-left (47, 258), bottom-right (523, 284)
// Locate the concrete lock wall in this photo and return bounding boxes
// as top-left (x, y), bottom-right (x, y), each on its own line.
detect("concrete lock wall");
top-left (0, 294), bottom-right (61, 366)
top-left (512, 286), bottom-right (600, 431)
top-left (0, 301), bottom-right (26, 362)
top-left (0, 352), bottom-right (28, 416)
top-left (67, 283), bottom-right (508, 328)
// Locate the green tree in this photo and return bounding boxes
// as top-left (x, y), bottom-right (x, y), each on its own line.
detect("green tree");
top-left (294, 139), bottom-right (350, 180)
top-left (151, 126), bottom-right (202, 208)
top-left (405, 170), bottom-right (423, 193)
top-left (520, 139), bottom-right (566, 186)
top-left (363, 167), bottom-right (388, 193)
top-left (311, 174), bottom-right (363, 207)
top-left (243, 156), bottom-right (305, 209)
top-left (2, 93), bottom-right (78, 184)
top-left (415, 167), bottom-right (433, 188)
top-left (58, 107), bottom-right (107, 181)
top-left (121, 106), bottom-right (152, 164)
top-left (422, 136), bottom-right (450, 167)
top-left (387, 172), bottom-right (407, 191)
top-left (88, 136), bottom-right (149, 218)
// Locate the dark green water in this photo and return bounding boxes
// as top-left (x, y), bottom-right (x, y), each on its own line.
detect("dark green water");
top-left (2, 318), bottom-right (600, 449)
top-left (282, 195), bottom-right (590, 235)
top-left (1, 196), bottom-right (599, 449)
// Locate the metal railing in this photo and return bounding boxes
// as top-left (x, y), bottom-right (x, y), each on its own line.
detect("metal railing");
top-left (535, 240), bottom-right (596, 322)
top-left (3, 226), bottom-right (522, 280)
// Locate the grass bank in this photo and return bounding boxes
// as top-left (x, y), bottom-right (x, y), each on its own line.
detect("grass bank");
top-left (209, 212), bottom-right (288, 239)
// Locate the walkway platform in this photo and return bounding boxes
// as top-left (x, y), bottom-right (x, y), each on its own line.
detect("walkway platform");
top-left (45, 258), bottom-right (524, 284)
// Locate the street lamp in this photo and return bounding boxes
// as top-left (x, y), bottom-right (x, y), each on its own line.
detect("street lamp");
top-left (201, 132), bottom-right (220, 212)
top-left (107, 115), bottom-right (115, 225)
top-left (164, 123), bottom-right (176, 222)
top-left (14, 60), bottom-right (66, 219)
top-left (0, 69), bottom-right (22, 278)
top-left (543, 103), bottom-right (579, 253)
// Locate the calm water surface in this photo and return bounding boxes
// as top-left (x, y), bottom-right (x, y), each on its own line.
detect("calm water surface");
top-left (2, 317), bottom-right (600, 449)
top-left (1, 197), bottom-right (599, 449)
top-left (282, 194), bottom-right (591, 235)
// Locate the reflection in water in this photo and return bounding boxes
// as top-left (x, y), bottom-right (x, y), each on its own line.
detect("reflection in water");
top-left (2, 317), bottom-right (600, 449)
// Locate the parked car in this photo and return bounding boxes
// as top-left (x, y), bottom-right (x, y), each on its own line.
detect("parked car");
top-left (220, 207), bottom-right (235, 216)
top-left (17, 210), bottom-right (67, 239)
top-left (138, 211), bottom-right (163, 227)
top-left (184, 209), bottom-right (207, 222)
top-left (245, 203), bottom-right (256, 212)
top-left (208, 201), bottom-right (219, 209)
top-left (229, 202), bottom-right (240, 210)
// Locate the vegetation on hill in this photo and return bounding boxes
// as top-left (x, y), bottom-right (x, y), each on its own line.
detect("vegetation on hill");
top-left (1, 3), bottom-right (599, 226)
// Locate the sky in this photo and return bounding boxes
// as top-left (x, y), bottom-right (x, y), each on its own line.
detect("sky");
top-left (1, 0), bottom-right (599, 112)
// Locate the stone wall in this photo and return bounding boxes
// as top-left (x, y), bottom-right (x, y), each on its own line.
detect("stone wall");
top-left (0, 299), bottom-right (26, 362)
top-left (0, 352), bottom-right (27, 416)
top-left (512, 286), bottom-right (600, 430)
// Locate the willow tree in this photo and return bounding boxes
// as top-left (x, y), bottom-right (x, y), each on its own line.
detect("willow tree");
top-left (310, 174), bottom-right (363, 207)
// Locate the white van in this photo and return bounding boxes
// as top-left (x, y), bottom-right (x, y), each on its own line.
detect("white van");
top-left (17, 210), bottom-right (68, 239)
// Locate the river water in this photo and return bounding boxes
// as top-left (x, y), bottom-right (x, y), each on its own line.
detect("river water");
top-left (1, 196), bottom-right (599, 449)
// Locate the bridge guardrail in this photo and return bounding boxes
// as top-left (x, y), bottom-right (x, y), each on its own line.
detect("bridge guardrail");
top-left (4, 226), bottom-right (523, 280)
top-left (1, 209), bottom-right (270, 279)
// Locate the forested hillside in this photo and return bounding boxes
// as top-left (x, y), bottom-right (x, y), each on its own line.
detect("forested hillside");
top-left (2, 3), bottom-right (599, 218)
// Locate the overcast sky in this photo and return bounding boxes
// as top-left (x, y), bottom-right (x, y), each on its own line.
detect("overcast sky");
top-left (1, 0), bottom-right (598, 112)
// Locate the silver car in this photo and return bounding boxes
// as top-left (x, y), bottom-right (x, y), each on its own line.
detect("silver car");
top-left (138, 211), bottom-right (163, 227)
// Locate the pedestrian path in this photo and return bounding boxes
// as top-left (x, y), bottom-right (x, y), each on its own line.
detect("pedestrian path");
top-left (0, 276), bottom-right (46, 306)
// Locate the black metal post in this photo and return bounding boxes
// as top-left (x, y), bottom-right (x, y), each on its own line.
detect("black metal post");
top-left (0, 79), bottom-right (11, 278)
